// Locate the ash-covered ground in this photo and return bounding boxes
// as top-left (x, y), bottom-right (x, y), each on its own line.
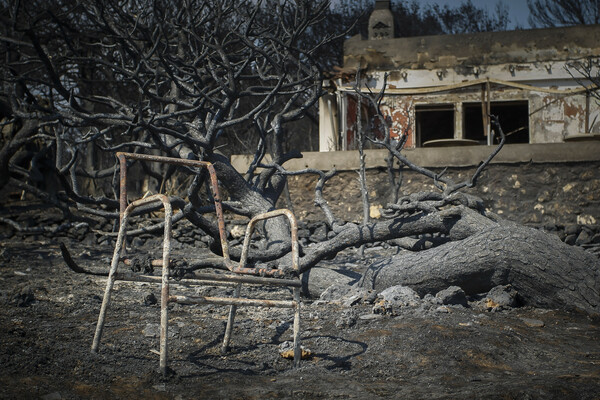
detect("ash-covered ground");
top-left (1, 231), bottom-right (599, 399)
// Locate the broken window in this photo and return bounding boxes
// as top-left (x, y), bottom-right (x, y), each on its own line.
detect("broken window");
top-left (415, 104), bottom-right (454, 147)
top-left (464, 101), bottom-right (529, 144)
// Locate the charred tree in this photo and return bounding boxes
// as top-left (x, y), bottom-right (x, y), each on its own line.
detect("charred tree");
top-left (359, 209), bottom-right (600, 314)
top-left (0, 0), bottom-right (339, 260)
top-left (0, 0), bottom-right (598, 314)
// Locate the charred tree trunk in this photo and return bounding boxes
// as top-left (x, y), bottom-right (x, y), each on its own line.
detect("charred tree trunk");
top-left (359, 217), bottom-right (600, 315)
top-left (0, 119), bottom-right (41, 190)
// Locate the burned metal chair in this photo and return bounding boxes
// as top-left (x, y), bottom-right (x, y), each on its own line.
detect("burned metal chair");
top-left (90, 152), bottom-right (302, 376)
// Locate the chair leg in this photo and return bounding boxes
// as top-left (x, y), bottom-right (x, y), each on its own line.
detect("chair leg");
top-left (221, 283), bottom-right (241, 354)
top-left (159, 267), bottom-right (170, 376)
top-left (91, 219), bottom-right (128, 353)
top-left (292, 286), bottom-right (301, 368)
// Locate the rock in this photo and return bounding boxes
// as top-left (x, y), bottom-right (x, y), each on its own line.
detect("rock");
top-left (342, 294), bottom-right (361, 307)
top-left (301, 267), bottom-right (359, 298)
top-left (486, 284), bottom-right (519, 310)
top-left (422, 293), bottom-right (443, 306)
top-left (229, 224), bottom-right (246, 239)
top-left (521, 318), bottom-right (545, 328)
top-left (200, 235), bottom-right (212, 244)
top-left (97, 235), bottom-right (112, 245)
top-left (436, 286), bottom-right (468, 307)
top-left (341, 287), bottom-right (370, 307)
top-left (177, 236), bottom-right (194, 244)
top-left (362, 290), bottom-right (378, 304)
top-left (369, 204), bottom-right (382, 219)
top-left (543, 224), bottom-right (558, 232)
top-left (13, 286), bottom-right (35, 307)
top-left (577, 215), bottom-right (597, 225)
top-left (564, 234), bottom-right (577, 245)
top-left (390, 237), bottom-right (419, 250)
top-left (378, 285), bottom-right (421, 308)
top-left (335, 309), bottom-right (357, 328)
top-left (564, 224), bottom-right (581, 236)
top-left (81, 232), bottom-right (98, 248)
top-left (152, 384), bottom-right (167, 392)
top-left (319, 283), bottom-right (373, 308)
top-left (537, 190), bottom-right (552, 203)
top-left (576, 230), bottom-right (592, 245)
top-left (319, 283), bottom-right (352, 302)
top-left (358, 313), bottom-right (383, 320)
top-left (69, 224), bottom-right (89, 240)
top-left (143, 292), bottom-right (158, 306)
top-left (372, 300), bottom-right (392, 315)
top-left (143, 324), bottom-right (159, 337)
top-left (556, 230), bottom-right (567, 242)
top-left (297, 228), bottom-right (310, 239)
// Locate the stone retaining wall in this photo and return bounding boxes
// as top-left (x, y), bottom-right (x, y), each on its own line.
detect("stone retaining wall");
top-left (282, 160), bottom-right (600, 248)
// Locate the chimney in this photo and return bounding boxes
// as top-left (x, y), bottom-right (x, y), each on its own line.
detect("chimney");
top-left (369, 1), bottom-right (394, 40)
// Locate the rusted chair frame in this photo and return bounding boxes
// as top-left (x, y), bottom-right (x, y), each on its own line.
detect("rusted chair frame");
top-left (92, 153), bottom-right (302, 376)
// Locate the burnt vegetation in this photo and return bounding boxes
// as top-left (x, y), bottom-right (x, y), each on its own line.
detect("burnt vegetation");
top-left (0, 2), bottom-right (599, 399)
top-left (0, 0), bottom-right (598, 317)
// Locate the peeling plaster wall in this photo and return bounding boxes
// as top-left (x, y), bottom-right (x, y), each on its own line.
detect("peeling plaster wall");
top-left (529, 93), bottom-right (597, 142)
top-left (329, 85), bottom-right (597, 150)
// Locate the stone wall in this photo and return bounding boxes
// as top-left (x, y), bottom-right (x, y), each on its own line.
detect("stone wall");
top-left (283, 161), bottom-right (600, 246)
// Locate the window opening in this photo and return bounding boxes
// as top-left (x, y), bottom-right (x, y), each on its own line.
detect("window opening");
top-left (415, 104), bottom-right (454, 147)
top-left (464, 101), bottom-right (529, 144)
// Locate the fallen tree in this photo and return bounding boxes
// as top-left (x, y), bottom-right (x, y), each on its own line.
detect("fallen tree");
top-left (359, 208), bottom-right (600, 314)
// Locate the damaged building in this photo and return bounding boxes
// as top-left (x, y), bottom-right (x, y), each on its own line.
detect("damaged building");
top-left (319, 1), bottom-right (600, 152)
top-left (232, 2), bottom-right (600, 229)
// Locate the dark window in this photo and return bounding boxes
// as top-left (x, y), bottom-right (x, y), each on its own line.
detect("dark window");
top-left (415, 104), bottom-right (454, 147)
top-left (464, 101), bottom-right (529, 144)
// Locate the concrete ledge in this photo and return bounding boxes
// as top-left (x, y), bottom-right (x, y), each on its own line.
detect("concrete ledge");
top-left (231, 142), bottom-right (600, 172)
